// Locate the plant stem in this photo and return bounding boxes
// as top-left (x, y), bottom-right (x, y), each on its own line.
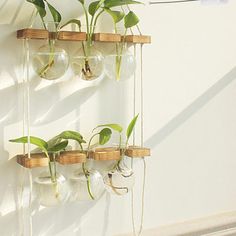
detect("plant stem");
top-left (81, 133), bottom-right (99, 200)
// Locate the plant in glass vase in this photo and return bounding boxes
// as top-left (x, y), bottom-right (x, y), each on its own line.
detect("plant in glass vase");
top-left (27, 0), bottom-right (69, 80)
top-left (67, 0), bottom-right (141, 81)
top-left (9, 136), bottom-right (69, 206)
top-left (103, 1), bottom-right (142, 81)
top-left (103, 114), bottom-right (139, 195)
top-left (68, 127), bottom-right (115, 201)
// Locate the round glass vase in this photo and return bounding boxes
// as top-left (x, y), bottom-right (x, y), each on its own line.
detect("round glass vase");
top-left (69, 164), bottom-right (105, 201)
top-left (104, 43), bottom-right (136, 81)
top-left (32, 22), bottom-right (69, 80)
top-left (71, 41), bottom-right (104, 81)
top-left (103, 156), bottom-right (135, 196)
top-left (34, 163), bottom-right (69, 207)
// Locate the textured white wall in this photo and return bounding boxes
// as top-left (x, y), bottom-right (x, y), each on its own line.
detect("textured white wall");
top-left (1, 0), bottom-right (236, 235)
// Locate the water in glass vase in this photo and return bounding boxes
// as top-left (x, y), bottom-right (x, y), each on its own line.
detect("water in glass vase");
top-left (32, 22), bottom-right (69, 80)
top-left (34, 172), bottom-right (69, 207)
top-left (103, 158), bottom-right (135, 195)
top-left (72, 43), bottom-right (104, 81)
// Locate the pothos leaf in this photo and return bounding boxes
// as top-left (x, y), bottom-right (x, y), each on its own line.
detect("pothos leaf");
top-left (93, 124), bottom-right (123, 133)
top-left (124, 11), bottom-right (139, 28)
top-left (48, 140), bottom-right (68, 153)
top-left (60, 19), bottom-right (81, 30)
top-left (89, 1), bottom-right (100, 16)
top-left (104, 0), bottom-right (142, 8)
top-left (78, 0), bottom-right (85, 4)
top-left (27, 0), bottom-right (46, 18)
top-left (104, 8), bottom-right (125, 24)
top-left (126, 114), bottom-right (139, 141)
top-left (99, 128), bottom-right (112, 145)
top-left (9, 136), bottom-right (48, 153)
top-left (46, 1), bottom-right (62, 23)
top-left (58, 130), bottom-right (86, 144)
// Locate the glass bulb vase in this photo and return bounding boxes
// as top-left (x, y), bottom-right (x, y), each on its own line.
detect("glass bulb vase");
top-left (34, 171), bottom-right (69, 207)
top-left (32, 22), bottom-right (69, 80)
top-left (104, 44), bottom-right (136, 81)
top-left (71, 42), bottom-right (104, 81)
top-left (69, 168), bottom-right (105, 201)
top-left (103, 158), bottom-right (135, 195)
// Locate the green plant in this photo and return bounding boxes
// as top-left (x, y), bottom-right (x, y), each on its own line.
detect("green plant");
top-left (94, 115), bottom-right (139, 169)
top-left (9, 136), bottom-right (68, 197)
top-left (27, 0), bottom-right (63, 78)
top-left (105, 3), bottom-right (141, 80)
top-left (62, 0), bottom-right (141, 80)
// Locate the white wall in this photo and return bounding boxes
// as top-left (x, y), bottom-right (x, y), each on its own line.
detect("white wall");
top-left (1, 0), bottom-right (236, 235)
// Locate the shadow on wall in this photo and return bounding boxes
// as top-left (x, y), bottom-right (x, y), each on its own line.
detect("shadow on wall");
top-left (145, 66), bottom-right (236, 148)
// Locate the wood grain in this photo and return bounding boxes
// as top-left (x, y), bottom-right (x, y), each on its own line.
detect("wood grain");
top-left (125, 146), bottom-right (151, 158)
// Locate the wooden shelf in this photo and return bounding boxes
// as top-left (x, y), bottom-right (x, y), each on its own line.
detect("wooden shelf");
top-left (56, 150), bottom-right (86, 164)
top-left (89, 147), bottom-right (121, 161)
top-left (17, 153), bottom-right (48, 168)
top-left (125, 146), bottom-right (151, 158)
top-left (16, 29), bottom-right (151, 44)
top-left (122, 35), bottom-right (151, 44)
top-left (16, 146), bottom-right (151, 168)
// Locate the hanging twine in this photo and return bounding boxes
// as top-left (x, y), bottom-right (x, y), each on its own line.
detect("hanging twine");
top-left (19, 9), bottom-right (36, 236)
top-left (131, 42), bottom-right (147, 236)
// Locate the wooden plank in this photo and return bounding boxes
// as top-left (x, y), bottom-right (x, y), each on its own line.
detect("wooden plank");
top-left (17, 28), bottom-right (48, 40)
top-left (125, 146), bottom-right (151, 158)
top-left (17, 153), bottom-right (48, 168)
top-left (17, 29), bottom-right (151, 44)
top-left (57, 150), bottom-right (86, 164)
top-left (90, 147), bottom-right (121, 161)
top-left (123, 35), bottom-right (151, 44)
top-left (93, 33), bottom-right (121, 42)
top-left (58, 31), bottom-right (86, 41)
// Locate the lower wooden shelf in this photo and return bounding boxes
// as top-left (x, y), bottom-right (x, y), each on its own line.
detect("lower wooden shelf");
top-left (125, 146), bottom-right (151, 158)
top-left (15, 146), bottom-right (151, 168)
top-left (89, 147), bottom-right (120, 161)
top-left (17, 153), bottom-right (48, 168)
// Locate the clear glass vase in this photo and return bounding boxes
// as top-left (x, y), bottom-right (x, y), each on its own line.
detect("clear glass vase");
top-left (32, 22), bottom-right (69, 80)
top-left (69, 167), bottom-right (104, 201)
top-left (34, 170), bottom-right (69, 207)
top-left (104, 43), bottom-right (136, 81)
top-left (103, 157), bottom-right (135, 195)
top-left (71, 41), bottom-right (104, 81)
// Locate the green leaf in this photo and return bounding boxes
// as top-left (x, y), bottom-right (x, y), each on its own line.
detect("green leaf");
top-left (58, 131), bottom-right (86, 144)
top-left (126, 114), bottom-right (139, 141)
top-left (9, 136), bottom-right (48, 153)
top-left (104, 0), bottom-right (142, 8)
top-left (46, 1), bottom-right (62, 23)
top-left (89, 1), bottom-right (100, 16)
top-left (27, 0), bottom-right (46, 18)
top-left (99, 128), bottom-right (112, 145)
top-left (104, 8), bottom-right (125, 24)
top-left (93, 124), bottom-right (123, 133)
top-left (48, 140), bottom-right (68, 153)
top-left (60, 19), bottom-right (81, 30)
top-left (78, 0), bottom-right (85, 4)
top-left (124, 11), bottom-right (139, 28)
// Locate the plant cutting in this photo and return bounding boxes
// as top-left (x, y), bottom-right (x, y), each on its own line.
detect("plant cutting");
top-left (64, 0), bottom-right (141, 81)
top-left (51, 128), bottom-right (114, 201)
top-left (27, 0), bottom-right (69, 80)
top-left (103, 1), bottom-right (142, 81)
top-left (103, 114), bottom-right (139, 195)
top-left (9, 136), bottom-right (69, 206)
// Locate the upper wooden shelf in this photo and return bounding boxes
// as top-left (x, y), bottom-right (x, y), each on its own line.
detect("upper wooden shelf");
top-left (17, 28), bottom-right (151, 44)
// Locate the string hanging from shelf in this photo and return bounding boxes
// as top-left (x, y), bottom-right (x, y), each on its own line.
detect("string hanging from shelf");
top-left (19, 8), bottom-right (36, 236)
top-left (131, 35), bottom-right (147, 236)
